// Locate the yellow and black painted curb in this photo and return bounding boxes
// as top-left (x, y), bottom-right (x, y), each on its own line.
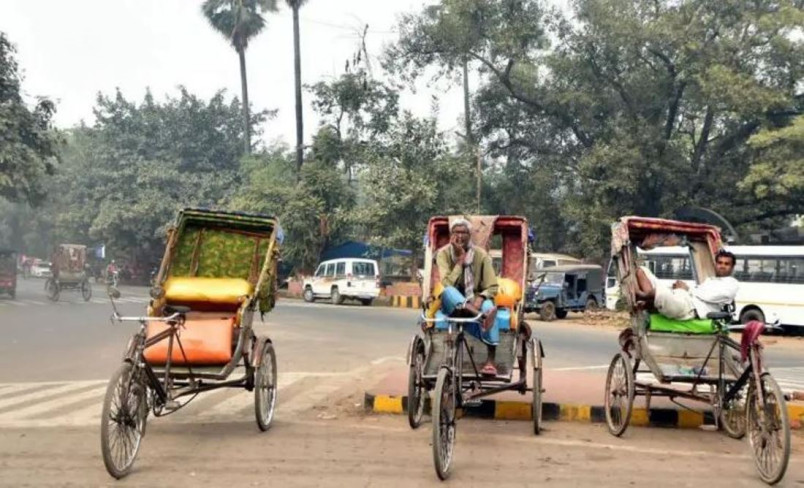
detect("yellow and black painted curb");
top-left (365, 393), bottom-right (804, 429)
top-left (389, 296), bottom-right (421, 309)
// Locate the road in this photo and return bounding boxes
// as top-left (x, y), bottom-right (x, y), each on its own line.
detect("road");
top-left (1, 277), bottom-right (803, 486)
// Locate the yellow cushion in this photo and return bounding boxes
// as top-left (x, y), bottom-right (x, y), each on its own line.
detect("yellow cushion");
top-left (164, 277), bottom-right (254, 305)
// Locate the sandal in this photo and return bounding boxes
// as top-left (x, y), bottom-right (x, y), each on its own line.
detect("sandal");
top-left (481, 363), bottom-right (498, 376)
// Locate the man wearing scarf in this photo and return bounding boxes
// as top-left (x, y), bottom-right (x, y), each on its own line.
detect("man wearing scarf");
top-left (435, 218), bottom-right (500, 375)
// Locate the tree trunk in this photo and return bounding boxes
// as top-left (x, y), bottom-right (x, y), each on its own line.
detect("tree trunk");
top-left (462, 58), bottom-right (472, 145)
top-left (292, 6), bottom-right (304, 178)
top-left (238, 48), bottom-right (251, 155)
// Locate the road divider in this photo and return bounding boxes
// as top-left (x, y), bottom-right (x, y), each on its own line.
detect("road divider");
top-left (364, 392), bottom-right (804, 429)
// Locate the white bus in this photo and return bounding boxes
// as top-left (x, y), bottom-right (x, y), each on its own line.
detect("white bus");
top-left (605, 245), bottom-right (804, 329)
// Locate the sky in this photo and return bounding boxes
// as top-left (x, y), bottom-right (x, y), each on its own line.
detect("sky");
top-left (0, 0), bottom-right (470, 149)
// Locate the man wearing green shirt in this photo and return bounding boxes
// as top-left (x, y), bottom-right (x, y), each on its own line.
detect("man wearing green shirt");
top-left (435, 218), bottom-right (500, 375)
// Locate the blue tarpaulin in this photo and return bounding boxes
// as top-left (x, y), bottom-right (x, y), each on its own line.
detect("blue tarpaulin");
top-left (320, 241), bottom-right (411, 262)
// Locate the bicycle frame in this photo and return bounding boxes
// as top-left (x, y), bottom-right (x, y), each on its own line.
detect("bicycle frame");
top-left (424, 313), bottom-right (528, 407)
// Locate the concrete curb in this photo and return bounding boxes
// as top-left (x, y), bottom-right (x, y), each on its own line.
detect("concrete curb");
top-left (389, 296), bottom-right (421, 309)
top-left (365, 393), bottom-right (804, 429)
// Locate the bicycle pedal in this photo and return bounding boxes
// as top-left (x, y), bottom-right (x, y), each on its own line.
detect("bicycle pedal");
top-left (164, 400), bottom-right (181, 411)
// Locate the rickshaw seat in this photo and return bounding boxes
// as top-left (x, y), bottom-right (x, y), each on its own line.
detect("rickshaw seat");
top-left (648, 314), bottom-right (715, 335)
top-left (163, 277), bottom-right (254, 312)
top-left (143, 313), bottom-right (236, 366)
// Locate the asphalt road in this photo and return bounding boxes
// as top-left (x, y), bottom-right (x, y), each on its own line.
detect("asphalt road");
top-left (2, 278), bottom-right (804, 486)
top-left (2, 278), bottom-right (804, 384)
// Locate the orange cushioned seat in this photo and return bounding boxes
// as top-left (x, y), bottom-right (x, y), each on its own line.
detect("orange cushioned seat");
top-left (144, 314), bottom-right (235, 366)
top-left (144, 277), bottom-right (254, 366)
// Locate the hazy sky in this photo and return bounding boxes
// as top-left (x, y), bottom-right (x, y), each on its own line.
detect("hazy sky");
top-left (0, 0), bottom-right (468, 148)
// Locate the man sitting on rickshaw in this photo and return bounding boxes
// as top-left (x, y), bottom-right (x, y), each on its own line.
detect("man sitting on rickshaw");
top-left (634, 249), bottom-right (738, 321)
top-left (435, 218), bottom-right (500, 376)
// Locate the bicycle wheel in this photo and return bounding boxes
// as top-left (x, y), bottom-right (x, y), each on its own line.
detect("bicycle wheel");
top-left (45, 278), bottom-right (59, 302)
top-left (530, 338), bottom-right (543, 435)
top-left (255, 342), bottom-right (277, 431)
top-left (100, 362), bottom-right (148, 479)
top-left (432, 367), bottom-right (456, 480)
top-left (604, 353), bottom-right (635, 437)
top-left (81, 280), bottom-right (92, 301)
top-left (407, 339), bottom-right (426, 429)
top-left (747, 373), bottom-right (790, 485)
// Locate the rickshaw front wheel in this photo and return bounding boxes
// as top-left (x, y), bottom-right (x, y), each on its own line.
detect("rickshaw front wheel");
top-left (255, 343), bottom-right (278, 432)
top-left (604, 353), bottom-right (635, 437)
top-left (100, 362), bottom-right (147, 479)
top-left (530, 338), bottom-right (543, 435)
top-left (407, 339), bottom-right (427, 429)
top-left (81, 280), bottom-right (92, 301)
top-left (747, 373), bottom-right (790, 485)
top-left (45, 278), bottom-right (59, 302)
top-left (432, 367), bottom-right (456, 480)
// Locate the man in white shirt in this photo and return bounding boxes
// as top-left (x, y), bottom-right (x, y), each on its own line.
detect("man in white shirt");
top-left (635, 250), bottom-right (739, 320)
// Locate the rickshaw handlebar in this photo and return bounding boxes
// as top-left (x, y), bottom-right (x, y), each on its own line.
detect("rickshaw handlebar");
top-left (111, 312), bottom-right (183, 324)
top-left (419, 312), bottom-right (484, 323)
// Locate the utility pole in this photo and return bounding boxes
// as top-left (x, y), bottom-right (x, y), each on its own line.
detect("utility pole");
top-left (476, 146), bottom-right (482, 213)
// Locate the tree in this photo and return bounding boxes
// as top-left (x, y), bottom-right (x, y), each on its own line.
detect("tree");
top-left (231, 145), bottom-right (354, 273)
top-left (202, 0), bottom-right (278, 154)
top-left (285, 0), bottom-right (310, 176)
top-left (739, 115), bottom-right (804, 222)
top-left (308, 69), bottom-right (399, 182)
top-left (389, 0), bottom-right (804, 257)
top-left (0, 32), bottom-right (61, 207)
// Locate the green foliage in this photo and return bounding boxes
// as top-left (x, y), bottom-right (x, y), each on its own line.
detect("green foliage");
top-left (0, 32), bottom-right (61, 207)
top-left (740, 115), bottom-right (804, 217)
top-left (202, 0), bottom-right (278, 52)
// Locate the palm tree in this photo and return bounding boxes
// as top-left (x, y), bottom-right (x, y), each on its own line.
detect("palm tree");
top-left (202, 0), bottom-right (277, 154)
top-left (285, 0), bottom-right (308, 176)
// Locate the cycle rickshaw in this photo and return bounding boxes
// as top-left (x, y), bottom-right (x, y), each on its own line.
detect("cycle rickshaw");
top-left (406, 215), bottom-right (545, 480)
top-left (605, 216), bottom-right (790, 485)
top-left (45, 243), bottom-right (92, 302)
top-left (100, 208), bottom-right (282, 478)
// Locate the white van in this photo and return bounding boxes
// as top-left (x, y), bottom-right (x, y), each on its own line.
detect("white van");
top-left (302, 258), bottom-right (381, 306)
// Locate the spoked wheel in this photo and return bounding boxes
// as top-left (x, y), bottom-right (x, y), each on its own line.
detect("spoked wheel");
top-left (432, 367), bottom-right (456, 480)
top-left (81, 280), bottom-right (92, 301)
top-left (530, 338), bottom-right (543, 435)
top-left (604, 352), bottom-right (635, 436)
top-left (407, 339), bottom-right (427, 429)
top-left (747, 373), bottom-right (790, 485)
top-left (45, 278), bottom-right (59, 302)
top-left (100, 362), bottom-right (148, 479)
top-left (255, 342), bottom-right (277, 431)
top-left (720, 383), bottom-right (747, 440)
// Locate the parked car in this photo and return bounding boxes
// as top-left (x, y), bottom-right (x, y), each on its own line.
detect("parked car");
top-left (302, 258), bottom-right (381, 306)
top-left (525, 264), bottom-right (604, 321)
top-left (30, 260), bottom-right (53, 278)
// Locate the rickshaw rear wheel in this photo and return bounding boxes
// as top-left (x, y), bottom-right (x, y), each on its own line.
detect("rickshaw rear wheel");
top-left (747, 373), bottom-right (790, 485)
top-left (407, 339), bottom-right (427, 429)
top-left (432, 367), bottom-right (456, 480)
top-left (81, 280), bottom-right (92, 301)
top-left (530, 338), bottom-right (543, 435)
top-left (45, 278), bottom-right (59, 302)
top-left (101, 362), bottom-right (147, 479)
top-left (255, 343), bottom-right (277, 432)
top-left (604, 353), bottom-right (635, 437)
top-left (720, 381), bottom-right (747, 440)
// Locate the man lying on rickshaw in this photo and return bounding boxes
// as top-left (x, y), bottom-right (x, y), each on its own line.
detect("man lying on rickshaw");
top-left (634, 249), bottom-right (739, 321)
top-left (434, 218), bottom-right (501, 376)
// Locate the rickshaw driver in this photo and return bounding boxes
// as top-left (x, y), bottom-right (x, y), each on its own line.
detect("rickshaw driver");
top-left (435, 218), bottom-right (501, 376)
top-left (634, 249), bottom-right (738, 320)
